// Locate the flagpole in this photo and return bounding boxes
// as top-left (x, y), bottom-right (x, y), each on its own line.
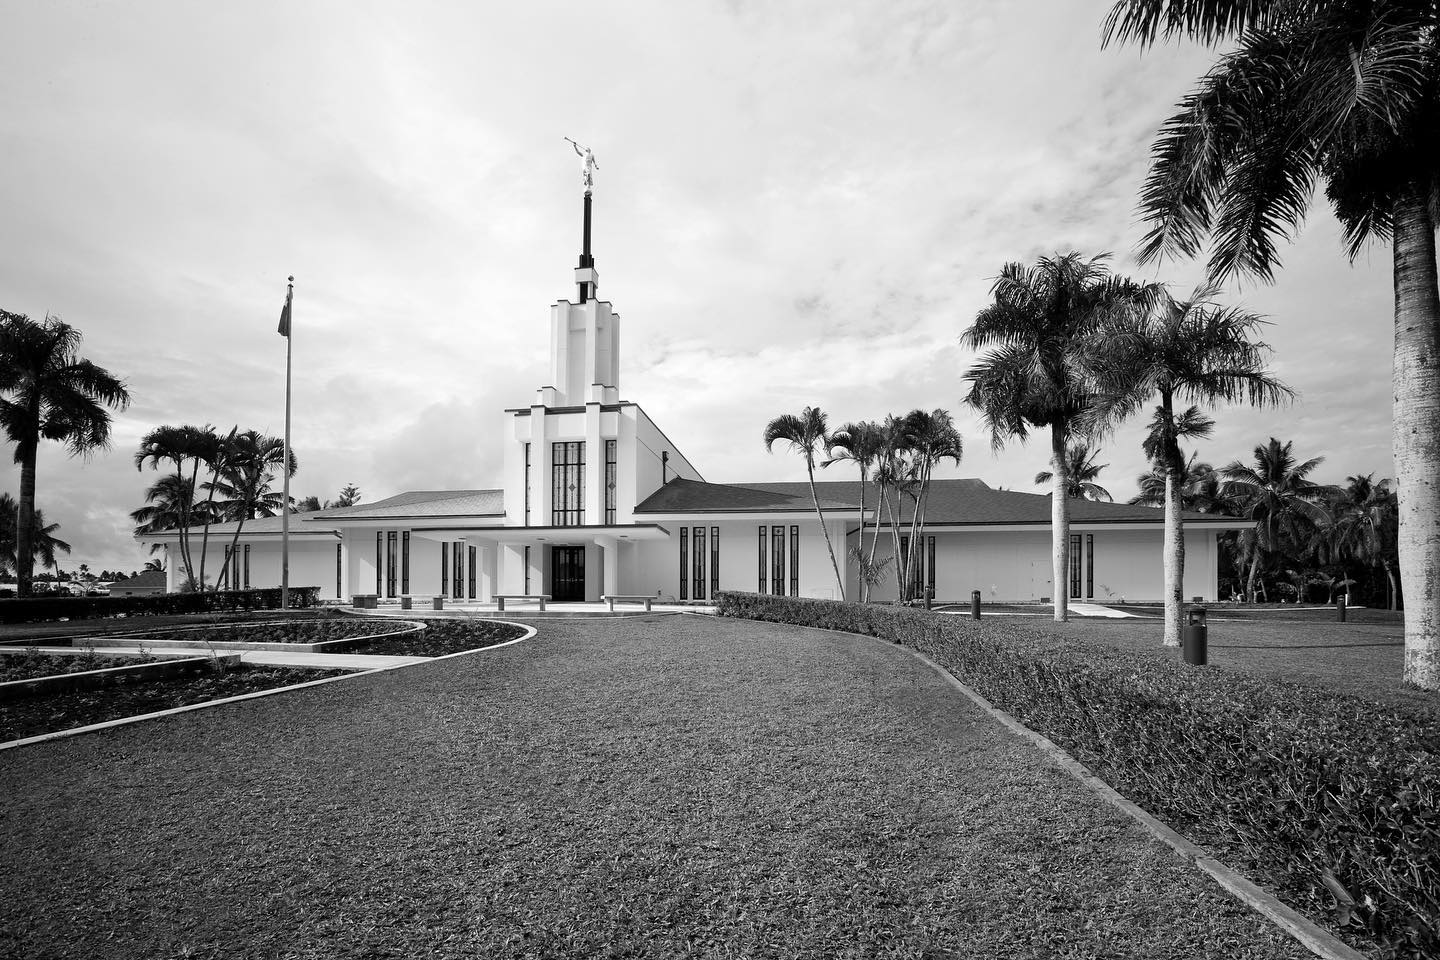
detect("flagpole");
top-left (281, 276), bottom-right (293, 610)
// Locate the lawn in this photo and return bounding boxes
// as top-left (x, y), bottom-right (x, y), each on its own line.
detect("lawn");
top-left (0, 615), bottom-right (1314, 959)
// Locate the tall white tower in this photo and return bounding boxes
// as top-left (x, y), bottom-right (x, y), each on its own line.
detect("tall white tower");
top-left (547, 189), bottom-right (620, 405)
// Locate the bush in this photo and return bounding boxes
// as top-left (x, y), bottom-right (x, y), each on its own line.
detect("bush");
top-left (0, 587), bottom-right (322, 625)
top-left (715, 591), bottom-right (1440, 959)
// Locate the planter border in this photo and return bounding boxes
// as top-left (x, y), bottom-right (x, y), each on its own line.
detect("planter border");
top-left (0, 654), bottom-right (241, 701)
top-left (0, 621), bottom-right (535, 753)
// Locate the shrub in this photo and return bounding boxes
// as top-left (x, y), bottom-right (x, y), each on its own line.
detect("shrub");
top-left (715, 591), bottom-right (1440, 959)
top-left (0, 587), bottom-right (322, 625)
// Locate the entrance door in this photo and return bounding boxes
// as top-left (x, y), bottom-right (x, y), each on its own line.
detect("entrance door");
top-left (552, 546), bottom-right (585, 601)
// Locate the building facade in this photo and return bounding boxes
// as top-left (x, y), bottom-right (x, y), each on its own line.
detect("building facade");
top-left (141, 190), bottom-right (1240, 604)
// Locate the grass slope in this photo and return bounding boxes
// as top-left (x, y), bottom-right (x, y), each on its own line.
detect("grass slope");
top-left (0, 616), bottom-right (1310, 959)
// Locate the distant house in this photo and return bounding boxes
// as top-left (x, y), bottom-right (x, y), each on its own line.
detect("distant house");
top-left (109, 569), bottom-right (167, 597)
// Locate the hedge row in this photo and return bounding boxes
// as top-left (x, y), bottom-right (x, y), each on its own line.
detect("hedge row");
top-left (715, 591), bottom-right (1439, 959)
top-left (0, 587), bottom-right (323, 625)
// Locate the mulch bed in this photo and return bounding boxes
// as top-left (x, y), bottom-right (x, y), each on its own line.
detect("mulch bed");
top-left (0, 615), bottom-right (1313, 959)
top-left (335, 618), bottom-right (524, 658)
top-left (0, 663), bottom-right (345, 744)
top-left (0, 650), bottom-right (158, 684)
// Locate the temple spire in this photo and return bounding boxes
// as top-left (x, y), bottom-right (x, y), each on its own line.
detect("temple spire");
top-left (566, 138), bottom-right (600, 303)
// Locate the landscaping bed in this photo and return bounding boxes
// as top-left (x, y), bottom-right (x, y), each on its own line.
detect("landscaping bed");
top-left (0, 662), bottom-right (345, 744)
top-left (109, 617), bottom-right (414, 648)
top-left (717, 591), bottom-right (1439, 959)
top-left (332, 617), bottom-right (524, 658)
top-left (0, 649), bottom-right (158, 684)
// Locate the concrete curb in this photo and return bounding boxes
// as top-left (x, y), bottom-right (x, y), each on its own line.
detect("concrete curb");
top-left (0, 621), bottom-right (536, 753)
top-left (717, 613), bottom-right (1367, 960)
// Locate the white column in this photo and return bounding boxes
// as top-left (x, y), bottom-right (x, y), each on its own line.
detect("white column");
top-left (584, 402), bottom-right (602, 525)
top-left (596, 535), bottom-right (618, 598)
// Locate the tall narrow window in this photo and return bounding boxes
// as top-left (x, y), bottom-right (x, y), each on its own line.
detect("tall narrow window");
top-left (790, 526), bottom-right (799, 597)
top-left (468, 545), bottom-right (477, 600)
top-left (243, 544), bottom-right (250, 589)
top-left (452, 543), bottom-right (463, 599)
top-left (376, 532), bottom-right (383, 595)
top-left (772, 525), bottom-right (785, 596)
top-left (386, 531), bottom-right (398, 598)
top-left (927, 536), bottom-right (937, 598)
top-left (710, 527), bottom-right (719, 597)
top-left (679, 527), bottom-right (689, 600)
top-left (758, 526), bottom-right (767, 593)
top-left (231, 549), bottom-right (239, 591)
top-left (1086, 534), bottom-right (1094, 599)
top-left (1069, 534), bottom-right (1082, 599)
top-left (551, 441), bottom-right (585, 526)
top-left (605, 439), bottom-right (617, 524)
top-left (693, 526), bottom-right (706, 601)
top-left (523, 442), bottom-right (532, 526)
top-left (401, 532), bottom-right (410, 594)
top-left (523, 545), bottom-right (531, 594)
top-left (440, 542), bottom-right (449, 596)
top-left (900, 535), bottom-right (911, 597)
top-left (335, 543), bottom-right (342, 597)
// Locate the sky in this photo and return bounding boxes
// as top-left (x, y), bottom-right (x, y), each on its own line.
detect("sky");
top-left (0, 0), bottom-right (1394, 576)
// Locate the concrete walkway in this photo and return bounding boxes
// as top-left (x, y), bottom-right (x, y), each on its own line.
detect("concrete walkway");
top-left (11, 644), bottom-right (428, 672)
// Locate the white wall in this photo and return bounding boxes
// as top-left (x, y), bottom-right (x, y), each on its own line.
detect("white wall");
top-left (848, 526), bottom-right (1218, 604)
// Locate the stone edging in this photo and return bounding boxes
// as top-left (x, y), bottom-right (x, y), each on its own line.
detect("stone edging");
top-left (709, 614), bottom-right (1367, 960)
top-left (0, 621), bottom-right (537, 753)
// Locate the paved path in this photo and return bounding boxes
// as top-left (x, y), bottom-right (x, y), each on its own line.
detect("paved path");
top-left (0, 616), bottom-right (1310, 959)
top-left (9, 644), bottom-right (428, 671)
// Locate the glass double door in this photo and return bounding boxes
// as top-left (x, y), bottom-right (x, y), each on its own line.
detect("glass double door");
top-left (551, 546), bottom-right (585, 601)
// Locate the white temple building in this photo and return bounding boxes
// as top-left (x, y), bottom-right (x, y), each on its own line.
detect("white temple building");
top-left (141, 184), bottom-right (1242, 605)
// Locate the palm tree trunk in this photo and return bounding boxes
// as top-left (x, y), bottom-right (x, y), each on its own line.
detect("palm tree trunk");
top-left (1384, 559), bottom-right (1397, 611)
top-left (867, 482), bottom-right (885, 597)
top-left (1391, 186), bottom-right (1440, 690)
top-left (1162, 456), bottom-right (1184, 647)
top-left (804, 459), bottom-right (845, 601)
top-left (885, 488), bottom-right (904, 600)
top-left (1050, 426), bottom-right (1069, 622)
top-left (196, 465), bottom-right (222, 591)
top-left (15, 438), bottom-right (37, 597)
top-left (1246, 543), bottom-right (1260, 603)
top-left (856, 466), bottom-right (868, 603)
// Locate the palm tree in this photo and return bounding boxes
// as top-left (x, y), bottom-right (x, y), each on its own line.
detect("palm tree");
top-left (872, 414), bottom-right (914, 601)
top-left (764, 406), bottom-right (845, 601)
top-left (902, 409), bottom-right (964, 601)
top-left (207, 430), bottom-right (295, 589)
top-left (1221, 438), bottom-right (1333, 603)
top-left (963, 252), bottom-right (1125, 621)
top-left (134, 423), bottom-right (215, 589)
top-left (1086, 283), bottom-right (1291, 645)
top-left (825, 420), bottom-right (885, 602)
top-left (1131, 452), bottom-right (1230, 514)
top-left (131, 474), bottom-right (205, 560)
top-left (0, 312), bottom-right (130, 596)
top-left (1035, 442), bottom-right (1114, 502)
top-left (1325, 474), bottom-right (1400, 608)
top-left (0, 493), bottom-right (72, 577)
top-left (1102, 0), bottom-right (1440, 685)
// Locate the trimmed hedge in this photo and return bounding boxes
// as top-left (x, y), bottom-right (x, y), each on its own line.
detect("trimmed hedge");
top-left (716, 591), bottom-right (1440, 959)
top-left (0, 587), bottom-right (322, 625)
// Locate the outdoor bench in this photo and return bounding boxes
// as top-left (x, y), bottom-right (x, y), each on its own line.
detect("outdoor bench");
top-left (401, 595), bottom-right (447, 610)
top-left (494, 594), bottom-right (550, 612)
top-left (603, 595), bottom-right (654, 612)
top-left (351, 594), bottom-right (379, 609)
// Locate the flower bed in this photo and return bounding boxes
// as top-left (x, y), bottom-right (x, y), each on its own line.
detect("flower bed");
top-left (0, 661), bottom-right (345, 744)
top-left (110, 617), bottom-right (414, 648)
top-left (0, 587), bottom-right (323, 624)
top-left (716, 591), bottom-right (1440, 959)
top-left (334, 618), bottom-right (524, 657)
top-left (0, 649), bottom-right (158, 684)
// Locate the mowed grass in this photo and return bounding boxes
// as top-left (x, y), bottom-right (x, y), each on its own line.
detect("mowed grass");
top-left (0, 616), bottom-right (1313, 959)
top-left (1026, 614), bottom-right (1431, 714)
